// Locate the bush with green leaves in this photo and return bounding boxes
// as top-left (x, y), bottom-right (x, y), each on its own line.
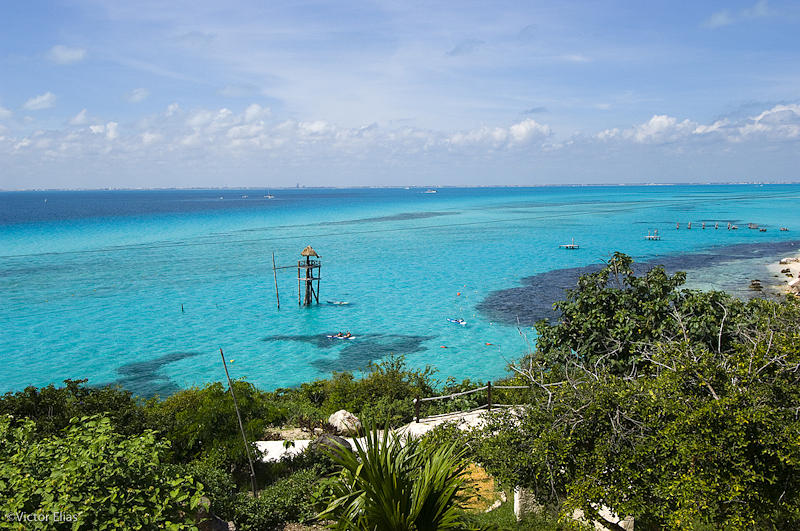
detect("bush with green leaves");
top-left (271, 355), bottom-right (441, 427)
top-left (477, 254), bottom-right (800, 530)
top-left (0, 378), bottom-right (150, 437)
top-left (146, 380), bottom-right (277, 468)
top-left (232, 466), bottom-right (324, 531)
top-left (0, 414), bottom-right (204, 530)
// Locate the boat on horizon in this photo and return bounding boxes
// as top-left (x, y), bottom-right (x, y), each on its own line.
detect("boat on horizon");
top-left (423, 189), bottom-right (437, 194)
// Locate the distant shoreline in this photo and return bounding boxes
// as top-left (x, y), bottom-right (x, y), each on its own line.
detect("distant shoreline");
top-left (2, 182), bottom-right (799, 193)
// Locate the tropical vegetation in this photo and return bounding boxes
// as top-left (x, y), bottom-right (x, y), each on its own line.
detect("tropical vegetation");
top-left (1, 252), bottom-right (798, 529)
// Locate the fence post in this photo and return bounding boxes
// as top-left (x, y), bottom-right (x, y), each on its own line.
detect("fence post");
top-left (487, 381), bottom-right (492, 411)
top-left (414, 396), bottom-right (420, 423)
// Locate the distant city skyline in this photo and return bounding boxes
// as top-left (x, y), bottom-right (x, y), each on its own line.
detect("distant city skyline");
top-left (1, 0), bottom-right (799, 190)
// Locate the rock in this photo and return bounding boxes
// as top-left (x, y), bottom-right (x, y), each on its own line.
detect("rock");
top-left (328, 409), bottom-right (362, 435)
top-left (309, 433), bottom-right (352, 458)
top-left (573, 506), bottom-right (635, 531)
top-left (513, 487), bottom-right (545, 521)
top-left (195, 497), bottom-right (235, 531)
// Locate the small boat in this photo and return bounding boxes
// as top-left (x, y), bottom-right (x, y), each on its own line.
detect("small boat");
top-left (326, 334), bottom-right (356, 340)
top-left (423, 189), bottom-right (437, 194)
top-left (265, 189), bottom-right (275, 199)
top-left (447, 318), bottom-right (467, 326)
top-left (748, 223), bottom-right (759, 229)
top-left (242, 195), bottom-right (248, 199)
top-left (559, 238), bottom-right (580, 249)
top-left (759, 228), bottom-right (767, 232)
top-left (327, 300), bottom-right (350, 305)
top-left (780, 227), bottom-right (789, 231)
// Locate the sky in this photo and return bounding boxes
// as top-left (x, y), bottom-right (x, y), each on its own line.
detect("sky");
top-left (1, 0), bottom-right (799, 189)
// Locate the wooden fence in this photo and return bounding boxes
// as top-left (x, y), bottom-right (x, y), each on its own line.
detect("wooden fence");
top-left (413, 381), bottom-right (531, 423)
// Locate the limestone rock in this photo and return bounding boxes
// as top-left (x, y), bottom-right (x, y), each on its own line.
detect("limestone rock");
top-left (310, 433), bottom-right (352, 458)
top-left (328, 409), bottom-right (362, 435)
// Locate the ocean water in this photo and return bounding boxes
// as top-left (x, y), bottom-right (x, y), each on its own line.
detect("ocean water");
top-left (2, 185), bottom-right (799, 396)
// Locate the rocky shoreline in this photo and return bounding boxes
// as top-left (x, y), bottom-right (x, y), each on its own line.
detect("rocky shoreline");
top-left (765, 255), bottom-right (800, 296)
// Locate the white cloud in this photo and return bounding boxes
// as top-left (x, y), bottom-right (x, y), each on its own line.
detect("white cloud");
top-left (127, 88), bottom-right (150, 103)
top-left (0, 106), bottom-right (12, 119)
top-left (632, 115), bottom-right (696, 143)
top-left (244, 103), bottom-right (269, 123)
top-left (706, 0), bottom-right (769, 28)
top-left (141, 132), bottom-right (162, 145)
top-left (2, 102), bottom-right (800, 189)
top-left (694, 119), bottom-right (728, 135)
top-left (166, 103), bottom-right (180, 116)
top-left (596, 128), bottom-right (619, 141)
top-left (70, 109), bottom-right (89, 125)
top-left (737, 104), bottom-right (800, 139)
top-left (706, 10), bottom-right (734, 28)
top-left (509, 119), bottom-right (551, 143)
top-left (560, 54), bottom-right (591, 63)
top-left (22, 92), bottom-right (56, 111)
top-left (448, 119), bottom-right (550, 147)
top-left (105, 122), bottom-right (119, 140)
top-left (46, 45), bottom-right (87, 65)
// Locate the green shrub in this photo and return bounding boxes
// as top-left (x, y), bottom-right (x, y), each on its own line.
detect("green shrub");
top-left (233, 466), bottom-right (323, 530)
top-left (173, 456), bottom-right (238, 520)
top-left (146, 381), bottom-right (270, 468)
top-left (478, 255), bottom-right (800, 529)
top-left (0, 414), bottom-right (204, 530)
top-left (0, 379), bottom-right (149, 437)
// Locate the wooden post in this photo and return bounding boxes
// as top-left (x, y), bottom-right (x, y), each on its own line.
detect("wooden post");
top-left (316, 261), bottom-right (321, 303)
top-left (272, 252), bottom-right (280, 310)
top-left (220, 348), bottom-right (258, 498)
top-left (487, 381), bottom-right (492, 411)
top-left (305, 256), bottom-right (313, 305)
top-left (414, 396), bottom-right (420, 423)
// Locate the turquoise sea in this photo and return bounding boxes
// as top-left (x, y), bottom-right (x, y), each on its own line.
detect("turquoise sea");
top-left (2, 185), bottom-right (799, 396)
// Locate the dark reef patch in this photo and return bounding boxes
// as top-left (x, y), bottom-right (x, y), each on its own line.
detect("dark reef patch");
top-left (108, 351), bottom-right (202, 398)
top-left (327, 211), bottom-right (457, 225)
top-left (264, 333), bottom-right (434, 372)
top-left (477, 240), bottom-right (800, 327)
top-left (263, 334), bottom-right (341, 349)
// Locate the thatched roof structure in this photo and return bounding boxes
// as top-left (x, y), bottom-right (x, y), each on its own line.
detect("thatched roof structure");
top-left (300, 245), bottom-right (319, 258)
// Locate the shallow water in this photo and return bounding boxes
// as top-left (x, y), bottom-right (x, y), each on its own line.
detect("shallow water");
top-left (2, 185), bottom-right (799, 396)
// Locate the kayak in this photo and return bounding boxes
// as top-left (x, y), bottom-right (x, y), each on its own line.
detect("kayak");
top-left (327, 300), bottom-right (350, 305)
top-left (326, 335), bottom-right (357, 340)
top-left (447, 318), bottom-right (467, 326)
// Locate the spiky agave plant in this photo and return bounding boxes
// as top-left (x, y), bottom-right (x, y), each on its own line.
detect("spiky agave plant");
top-left (317, 426), bottom-right (475, 530)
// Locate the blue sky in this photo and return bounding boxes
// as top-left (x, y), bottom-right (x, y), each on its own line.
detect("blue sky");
top-left (1, 0), bottom-right (799, 189)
